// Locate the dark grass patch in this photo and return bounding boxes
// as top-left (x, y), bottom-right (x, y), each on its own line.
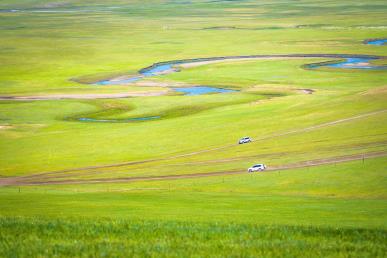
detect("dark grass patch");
top-left (65, 100), bottom-right (134, 122)
top-left (67, 92), bottom-right (276, 123)
top-left (0, 217), bottom-right (386, 257)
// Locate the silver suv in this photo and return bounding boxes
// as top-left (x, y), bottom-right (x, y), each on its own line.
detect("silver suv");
top-left (239, 137), bottom-right (252, 144)
top-left (248, 164), bottom-right (266, 172)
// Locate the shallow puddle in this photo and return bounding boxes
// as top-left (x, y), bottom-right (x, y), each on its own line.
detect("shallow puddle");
top-left (173, 86), bottom-right (237, 96)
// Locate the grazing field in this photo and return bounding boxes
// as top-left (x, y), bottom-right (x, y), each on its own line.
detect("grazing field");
top-left (0, 0), bottom-right (386, 256)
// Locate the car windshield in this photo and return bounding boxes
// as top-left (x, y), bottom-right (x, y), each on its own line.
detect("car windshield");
top-left (253, 165), bottom-right (262, 168)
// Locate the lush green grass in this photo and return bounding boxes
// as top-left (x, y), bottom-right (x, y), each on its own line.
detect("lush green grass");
top-left (1, 159), bottom-right (387, 256)
top-left (0, 61), bottom-right (386, 175)
top-left (1, 158), bottom-right (386, 226)
top-left (166, 59), bottom-right (387, 90)
top-left (1, 217), bottom-right (386, 257)
top-left (0, 0), bottom-right (386, 176)
top-left (0, 1), bottom-right (386, 95)
top-left (0, 0), bottom-right (387, 256)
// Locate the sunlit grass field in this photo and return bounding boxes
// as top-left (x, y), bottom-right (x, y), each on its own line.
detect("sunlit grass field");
top-left (1, 158), bottom-right (387, 256)
top-left (0, 0), bottom-right (386, 256)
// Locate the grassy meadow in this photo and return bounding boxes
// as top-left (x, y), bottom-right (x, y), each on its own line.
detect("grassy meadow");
top-left (0, 0), bottom-right (386, 256)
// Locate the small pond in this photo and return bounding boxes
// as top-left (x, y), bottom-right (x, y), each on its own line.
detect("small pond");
top-left (365, 39), bottom-right (387, 45)
top-left (173, 86), bottom-right (237, 96)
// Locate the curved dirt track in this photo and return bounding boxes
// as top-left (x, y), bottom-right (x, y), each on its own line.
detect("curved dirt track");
top-left (2, 151), bottom-right (386, 186)
top-left (10, 109), bottom-right (386, 182)
top-left (0, 91), bottom-right (168, 101)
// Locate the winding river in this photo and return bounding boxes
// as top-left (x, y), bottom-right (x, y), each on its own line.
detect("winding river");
top-left (96, 54), bottom-right (386, 87)
top-left (82, 39), bottom-right (386, 122)
top-left (96, 39), bottom-right (386, 88)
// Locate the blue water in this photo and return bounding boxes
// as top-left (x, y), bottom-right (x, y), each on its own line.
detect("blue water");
top-left (95, 76), bottom-right (142, 85)
top-left (324, 58), bottom-right (375, 69)
top-left (96, 54), bottom-right (385, 85)
top-left (366, 39), bottom-right (387, 45)
top-left (174, 86), bottom-right (237, 96)
top-left (79, 116), bottom-right (160, 122)
top-left (95, 64), bottom-right (174, 85)
top-left (142, 64), bottom-right (173, 76)
top-left (0, 9), bottom-right (19, 12)
top-left (128, 116), bottom-right (160, 121)
top-left (95, 38), bottom-right (386, 85)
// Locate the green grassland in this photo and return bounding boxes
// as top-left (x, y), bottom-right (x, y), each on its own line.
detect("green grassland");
top-left (0, 0), bottom-right (387, 256)
top-left (1, 158), bottom-right (387, 256)
top-left (1, 158), bottom-right (387, 222)
top-left (1, 218), bottom-right (386, 257)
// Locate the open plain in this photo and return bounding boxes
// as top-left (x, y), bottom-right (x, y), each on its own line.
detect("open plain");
top-left (0, 0), bottom-right (386, 257)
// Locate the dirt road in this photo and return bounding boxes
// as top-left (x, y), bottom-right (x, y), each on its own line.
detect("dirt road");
top-left (0, 91), bottom-right (168, 101)
top-left (4, 109), bottom-right (385, 184)
top-left (1, 151), bottom-right (385, 186)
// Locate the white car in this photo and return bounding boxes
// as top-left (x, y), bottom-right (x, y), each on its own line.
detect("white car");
top-left (248, 164), bottom-right (266, 172)
top-left (239, 137), bottom-right (252, 144)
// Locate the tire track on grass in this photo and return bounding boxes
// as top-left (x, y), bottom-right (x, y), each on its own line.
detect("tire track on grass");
top-left (5, 151), bottom-right (386, 185)
top-left (12, 109), bottom-right (385, 181)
